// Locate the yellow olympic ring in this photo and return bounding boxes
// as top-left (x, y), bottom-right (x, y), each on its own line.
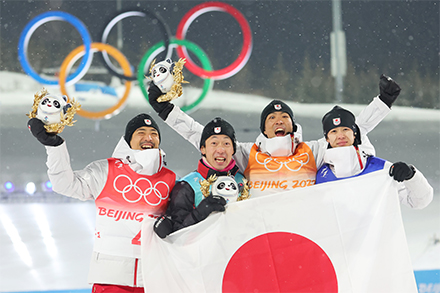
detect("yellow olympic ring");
top-left (59, 42), bottom-right (132, 120)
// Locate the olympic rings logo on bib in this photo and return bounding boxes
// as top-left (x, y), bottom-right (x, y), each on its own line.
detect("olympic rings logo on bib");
top-left (255, 152), bottom-right (310, 172)
top-left (18, 2), bottom-right (253, 118)
top-left (113, 174), bottom-right (170, 206)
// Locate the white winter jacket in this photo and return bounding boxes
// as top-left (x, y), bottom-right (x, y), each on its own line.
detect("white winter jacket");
top-left (45, 137), bottom-right (170, 287)
top-left (163, 96), bottom-right (389, 175)
top-left (321, 145), bottom-right (433, 209)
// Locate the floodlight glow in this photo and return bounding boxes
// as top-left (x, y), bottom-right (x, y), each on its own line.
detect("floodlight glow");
top-left (42, 180), bottom-right (53, 191)
top-left (4, 181), bottom-right (15, 192)
top-left (25, 182), bottom-right (36, 195)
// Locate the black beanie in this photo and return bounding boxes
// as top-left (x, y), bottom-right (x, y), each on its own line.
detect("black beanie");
top-left (260, 100), bottom-right (296, 137)
top-left (322, 106), bottom-right (361, 145)
top-left (124, 113), bottom-right (161, 146)
top-left (200, 117), bottom-right (236, 154)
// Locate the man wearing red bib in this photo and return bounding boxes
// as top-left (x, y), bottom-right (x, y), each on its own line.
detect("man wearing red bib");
top-left (28, 114), bottom-right (176, 292)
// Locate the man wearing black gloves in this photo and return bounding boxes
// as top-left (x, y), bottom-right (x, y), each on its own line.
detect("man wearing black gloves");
top-left (28, 113), bottom-right (176, 292)
top-left (148, 73), bottom-right (397, 198)
top-left (315, 105), bottom-right (433, 209)
top-left (377, 74), bottom-right (401, 108)
top-left (154, 117), bottom-right (248, 238)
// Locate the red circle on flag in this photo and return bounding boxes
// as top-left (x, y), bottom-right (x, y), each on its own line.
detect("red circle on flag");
top-left (222, 232), bottom-right (338, 293)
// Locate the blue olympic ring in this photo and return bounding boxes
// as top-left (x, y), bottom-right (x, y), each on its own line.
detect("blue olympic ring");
top-left (18, 11), bottom-right (92, 86)
top-left (17, 3), bottom-right (253, 116)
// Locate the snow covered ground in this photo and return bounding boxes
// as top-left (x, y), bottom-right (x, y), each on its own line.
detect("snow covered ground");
top-left (0, 71), bottom-right (439, 292)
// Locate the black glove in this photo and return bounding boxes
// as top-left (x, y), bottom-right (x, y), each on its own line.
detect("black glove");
top-left (389, 162), bottom-right (415, 182)
top-left (27, 118), bottom-right (64, 147)
top-left (192, 195), bottom-right (227, 223)
top-left (148, 83), bottom-right (174, 120)
top-left (379, 74), bottom-right (401, 108)
top-left (154, 215), bottom-right (174, 239)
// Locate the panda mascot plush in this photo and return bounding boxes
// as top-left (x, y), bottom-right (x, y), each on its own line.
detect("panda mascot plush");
top-left (210, 176), bottom-right (241, 204)
top-left (36, 94), bottom-right (69, 125)
top-left (27, 88), bottom-right (80, 134)
top-left (148, 58), bottom-right (188, 103)
top-left (151, 58), bottom-right (176, 94)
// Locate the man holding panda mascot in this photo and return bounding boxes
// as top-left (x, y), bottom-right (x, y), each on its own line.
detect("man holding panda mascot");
top-left (154, 117), bottom-right (248, 238)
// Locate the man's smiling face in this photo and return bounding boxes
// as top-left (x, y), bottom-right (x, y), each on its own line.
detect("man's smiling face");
top-left (200, 135), bottom-right (234, 170)
top-left (130, 126), bottom-right (160, 150)
top-left (263, 111), bottom-right (294, 138)
top-left (326, 126), bottom-right (355, 148)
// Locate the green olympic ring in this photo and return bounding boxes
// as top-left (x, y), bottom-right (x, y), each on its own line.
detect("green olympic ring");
top-left (137, 38), bottom-right (213, 113)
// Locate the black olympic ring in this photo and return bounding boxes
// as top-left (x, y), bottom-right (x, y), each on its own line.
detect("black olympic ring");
top-left (99, 9), bottom-right (172, 81)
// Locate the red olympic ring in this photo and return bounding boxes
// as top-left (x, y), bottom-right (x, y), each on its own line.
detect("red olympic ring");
top-left (19, 2), bottom-right (253, 120)
top-left (175, 1), bottom-right (253, 80)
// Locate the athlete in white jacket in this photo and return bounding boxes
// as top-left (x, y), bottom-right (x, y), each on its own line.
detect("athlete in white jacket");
top-left (148, 74), bottom-right (397, 198)
top-left (28, 114), bottom-right (176, 292)
top-left (316, 105), bottom-right (433, 209)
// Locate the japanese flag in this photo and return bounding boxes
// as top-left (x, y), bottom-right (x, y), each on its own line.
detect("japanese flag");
top-left (141, 171), bottom-right (417, 293)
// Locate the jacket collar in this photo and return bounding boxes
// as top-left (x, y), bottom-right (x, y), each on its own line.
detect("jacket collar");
top-left (111, 136), bottom-right (165, 175)
top-left (255, 133), bottom-right (296, 157)
top-left (197, 158), bottom-right (239, 179)
top-left (324, 145), bottom-right (369, 178)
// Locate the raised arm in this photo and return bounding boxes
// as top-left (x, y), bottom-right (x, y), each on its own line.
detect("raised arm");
top-left (356, 74), bottom-right (400, 135)
top-left (28, 118), bottom-right (106, 201)
top-left (148, 83), bottom-right (253, 172)
top-left (149, 83), bottom-right (204, 150)
top-left (308, 75), bottom-right (401, 169)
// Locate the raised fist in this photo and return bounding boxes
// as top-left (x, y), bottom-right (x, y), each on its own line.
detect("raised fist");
top-left (379, 74), bottom-right (401, 108)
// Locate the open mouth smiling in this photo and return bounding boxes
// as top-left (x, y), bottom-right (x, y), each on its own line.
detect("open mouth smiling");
top-left (275, 127), bottom-right (286, 137)
top-left (215, 157), bottom-right (226, 163)
top-left (140, 142), bottom-right (154, 149)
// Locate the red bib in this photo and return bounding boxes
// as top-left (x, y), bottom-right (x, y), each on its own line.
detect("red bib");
top-left (97, 158), bottom-right (175, 215)
top-left (93, 158), bottom-right (175, 258)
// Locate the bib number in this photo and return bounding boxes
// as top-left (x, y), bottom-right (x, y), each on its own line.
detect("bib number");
top-left (132, 230), bottom-right (141, 245)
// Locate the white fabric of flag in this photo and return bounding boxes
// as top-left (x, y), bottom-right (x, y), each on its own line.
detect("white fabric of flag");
top-left (141, 170), bottom-right (417, 293)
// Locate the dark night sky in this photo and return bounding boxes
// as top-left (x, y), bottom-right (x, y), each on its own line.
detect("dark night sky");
top-left (0, 0), bottom-right (439, 103)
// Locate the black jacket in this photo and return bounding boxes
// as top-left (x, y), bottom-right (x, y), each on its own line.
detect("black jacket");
top-left (169, 159), bottom-right (240, 231)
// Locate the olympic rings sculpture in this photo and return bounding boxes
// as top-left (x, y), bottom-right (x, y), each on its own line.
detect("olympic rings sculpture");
top-left (175, 2), bottom-right (253, 80)
top-left (18, 11), bottom-right (93, 86)
top-left (18, 2), bottom-right (253, 119)
top-left (100, 10), bottom-right (172, 81)
top-left (59, 43), bottom-right (133, 120)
